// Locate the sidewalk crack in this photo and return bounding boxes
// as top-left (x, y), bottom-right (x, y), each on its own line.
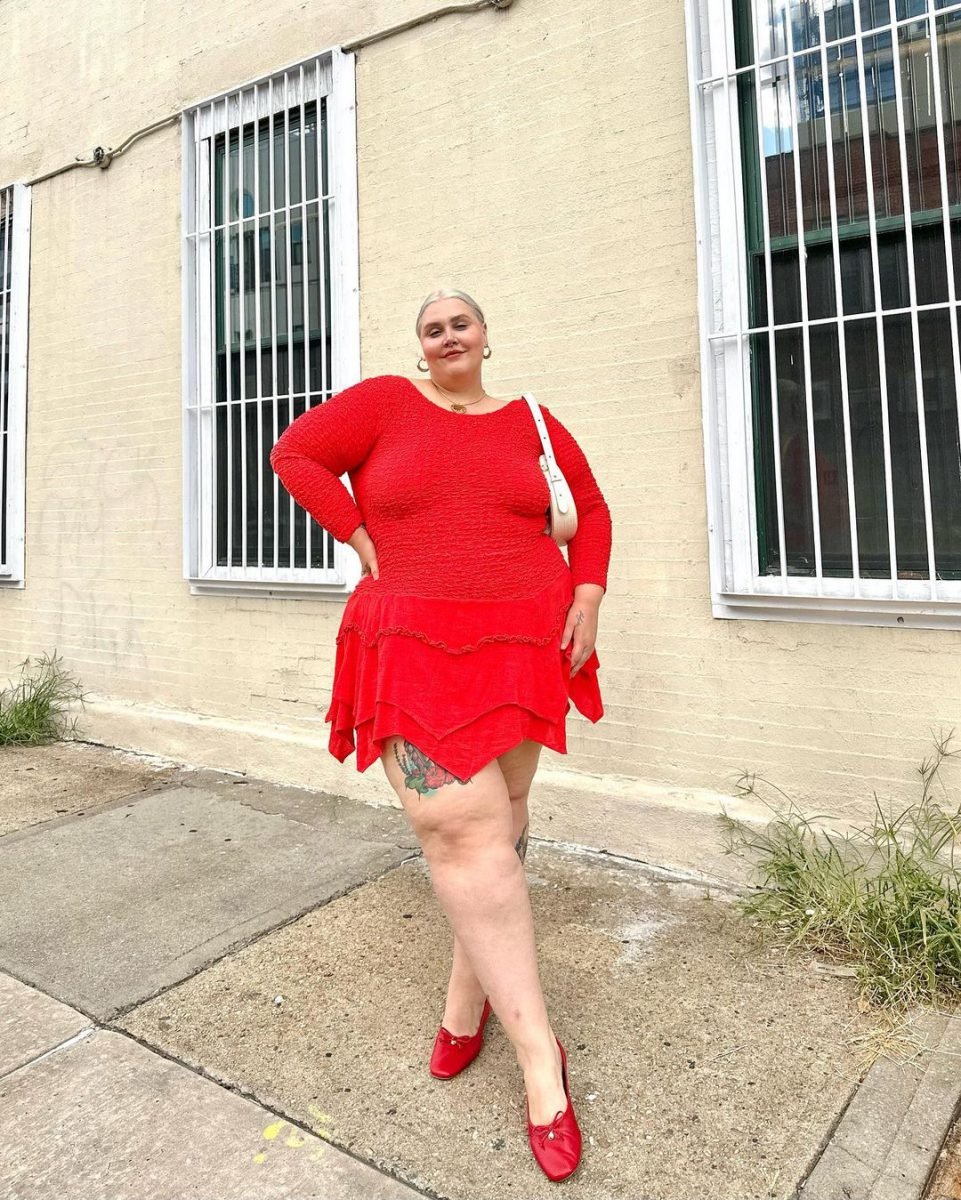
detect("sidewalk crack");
top-left (0, 1025), bottom-right (96, 1081)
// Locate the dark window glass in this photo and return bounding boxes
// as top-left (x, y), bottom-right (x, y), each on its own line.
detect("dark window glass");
top-left (738, 1), bottom-right (961, 579)
top-left (212, 99), bottom-right (335, 569)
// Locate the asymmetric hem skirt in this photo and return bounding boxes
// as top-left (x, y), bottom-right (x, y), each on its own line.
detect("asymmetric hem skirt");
top-left (324, 566), bottom-right (603, 779)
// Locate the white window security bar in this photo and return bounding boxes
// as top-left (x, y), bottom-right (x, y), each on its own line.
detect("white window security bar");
top-left (181, 47), bottom-right (360, 597)
top-left (687, 0), bottom-right (961, 628)
top-left (0, 182), bottom-right (31, 588)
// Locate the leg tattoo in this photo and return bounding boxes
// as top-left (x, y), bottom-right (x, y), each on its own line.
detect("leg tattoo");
top-left (393, 740), bottom-right (471, 796)
top-left (515, 820), bottom-right (529, 863)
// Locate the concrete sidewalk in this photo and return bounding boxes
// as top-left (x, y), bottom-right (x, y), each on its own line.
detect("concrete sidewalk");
top-left (0, 739), bottom-right (932, 1199)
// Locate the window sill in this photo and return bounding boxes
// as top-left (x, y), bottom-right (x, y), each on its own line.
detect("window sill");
top-left (714, 592), bottom-right (961, 630)
top-left (188, 577), bottom-right (354, 601)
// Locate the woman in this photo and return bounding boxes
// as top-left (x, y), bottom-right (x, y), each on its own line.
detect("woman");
top-left (269, 288), bottom-right (612, 1183)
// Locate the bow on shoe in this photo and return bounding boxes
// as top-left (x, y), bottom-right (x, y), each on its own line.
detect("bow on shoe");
top-left (530, 1111), bottom-right (569, 1148)
top-left (436, 1027), bottom-right (479, 1048)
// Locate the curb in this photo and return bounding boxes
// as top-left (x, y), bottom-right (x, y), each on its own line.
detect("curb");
top-left (799, 1010), bottom-right (961, 1200)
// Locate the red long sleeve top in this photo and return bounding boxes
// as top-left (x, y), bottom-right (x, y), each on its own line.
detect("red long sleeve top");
top-left (269, 375), bottom-right (612, 601)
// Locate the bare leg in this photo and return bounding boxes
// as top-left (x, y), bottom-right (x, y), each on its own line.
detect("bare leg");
top-left (442, 742), bottom-right (538, 1036)
top-left (381, 737), bottom-right (565, 1125)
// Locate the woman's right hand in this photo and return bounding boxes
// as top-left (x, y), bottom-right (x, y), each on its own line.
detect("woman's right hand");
top-left (348, 524), bottom-right (379, 580)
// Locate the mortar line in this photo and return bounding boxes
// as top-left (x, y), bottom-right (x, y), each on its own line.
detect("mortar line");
top-left (0, 1025), bottom-right (96, 1081)
top-left (538, 836), bottom-right (741, 893)
top-left (0, 964), bottom-right (104, 1026)
top-left (791, 1073), bottom-right (864, 1200)
top-left (926, 1092), bottom-right (961, 1199)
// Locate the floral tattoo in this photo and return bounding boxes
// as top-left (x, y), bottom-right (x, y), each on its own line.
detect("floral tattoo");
top-left (393, 740), bottom-right (471, 795)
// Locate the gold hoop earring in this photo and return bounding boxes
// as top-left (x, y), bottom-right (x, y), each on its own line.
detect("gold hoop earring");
top-left (416, 356), bottom-right (429, 372)
top-left (483, 346), bottom-right (492, 359)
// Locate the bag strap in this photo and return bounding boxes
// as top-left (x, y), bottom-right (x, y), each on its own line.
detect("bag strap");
top-left (522, 392), bottom-right (573, 515)
top-left (522, 392), bottom-right (559, 471)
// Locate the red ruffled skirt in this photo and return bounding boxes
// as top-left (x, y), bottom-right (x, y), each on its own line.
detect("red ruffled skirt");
top-left (325, 567), bottom-right (603, 779)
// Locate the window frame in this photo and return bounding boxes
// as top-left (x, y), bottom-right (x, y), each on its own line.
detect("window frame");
top-left (181, 46), bottom-right (361, 599)
top-left (0, 182), bottom-right (31, 590)
top-left (686, 0), bottom-right (961, 629)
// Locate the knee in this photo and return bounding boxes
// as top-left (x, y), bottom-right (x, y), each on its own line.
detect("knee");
top-left (414, 803), bottom-right (516, 871)
top-left (418, 811), bottom-right (491, 863)
top-left (428, 837), bottom-right (522, 896)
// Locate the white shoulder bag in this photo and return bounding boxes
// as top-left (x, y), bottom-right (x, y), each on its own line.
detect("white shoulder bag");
top-left (522, 393), bottom-right (578, 547)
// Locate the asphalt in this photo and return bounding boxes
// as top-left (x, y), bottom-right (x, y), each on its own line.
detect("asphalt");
top-left (0, 740), bottom-right (957, 1200)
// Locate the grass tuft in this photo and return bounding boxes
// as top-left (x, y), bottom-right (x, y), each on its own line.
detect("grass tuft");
top-left (721, 732), bottom-right (961, 1009)
top-left (0, 652), bottom-right (87, 746)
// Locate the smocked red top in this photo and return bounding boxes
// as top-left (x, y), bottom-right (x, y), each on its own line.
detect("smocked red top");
top-left (269, 374), bottom-right (613, 779)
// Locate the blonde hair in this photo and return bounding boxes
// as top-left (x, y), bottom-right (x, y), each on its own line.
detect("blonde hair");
top-left (415, 288), bottom-right (486, 337)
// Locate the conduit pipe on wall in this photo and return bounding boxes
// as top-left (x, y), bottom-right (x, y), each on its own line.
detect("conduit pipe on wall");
top-left (342, 0), bottom-right (514, 52)
top-left (23, 0), bottom-right (517, 188)
top-left (28, 117), bottom-right (179, 185)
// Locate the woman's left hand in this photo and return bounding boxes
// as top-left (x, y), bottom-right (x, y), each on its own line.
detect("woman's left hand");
top-left (560, 590), bottom-right (602, 677)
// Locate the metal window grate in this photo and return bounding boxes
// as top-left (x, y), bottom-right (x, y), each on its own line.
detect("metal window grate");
top-left (182, 49), bottom-right (360, 595)
top-left (0, 182), bottom-right (30, 587)
top-left (688, 0), bottom-right (961, 625)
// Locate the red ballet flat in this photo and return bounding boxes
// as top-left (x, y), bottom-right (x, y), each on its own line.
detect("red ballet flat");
top-left (526, 1037), bottom-right (582, 1182)
top-left (429, 997), bottom-right (492, 1079)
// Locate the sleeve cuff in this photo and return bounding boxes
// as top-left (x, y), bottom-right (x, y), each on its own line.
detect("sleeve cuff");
top-left (572, 575), bottom-right (607, 593)
top-left (334, 512), bottom-right (365, 545)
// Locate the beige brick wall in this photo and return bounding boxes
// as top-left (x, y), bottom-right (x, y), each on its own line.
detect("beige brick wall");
top-left (1, 0), bottom-right (959, 853)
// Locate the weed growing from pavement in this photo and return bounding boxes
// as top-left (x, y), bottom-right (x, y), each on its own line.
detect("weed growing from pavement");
top-left (720, 732), bottom-right (961, 1009)
top-left (0, 652), bottom-right (86, 746)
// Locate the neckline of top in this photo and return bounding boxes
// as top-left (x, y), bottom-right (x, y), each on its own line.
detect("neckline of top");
top-left (401, 376), bottom-right (524, 417)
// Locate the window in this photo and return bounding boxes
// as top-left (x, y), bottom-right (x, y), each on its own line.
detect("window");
top-left (688, 0), bottom-right (961, 626)
top-left (0, 183), bottom-right (31, 589)
top-left (182, 49), bottom-right (360, 596)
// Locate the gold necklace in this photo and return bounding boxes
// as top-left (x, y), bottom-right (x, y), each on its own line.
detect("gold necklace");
top-left (429, 377), bottom-right (490, 413)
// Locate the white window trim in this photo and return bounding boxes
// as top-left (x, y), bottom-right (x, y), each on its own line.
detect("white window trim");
top-left (181, 46), bottom-right (361, 600)
top-left (685, 0), bottom-right (961, 631)
top-left (0, 182), bottom-right (31, 589)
